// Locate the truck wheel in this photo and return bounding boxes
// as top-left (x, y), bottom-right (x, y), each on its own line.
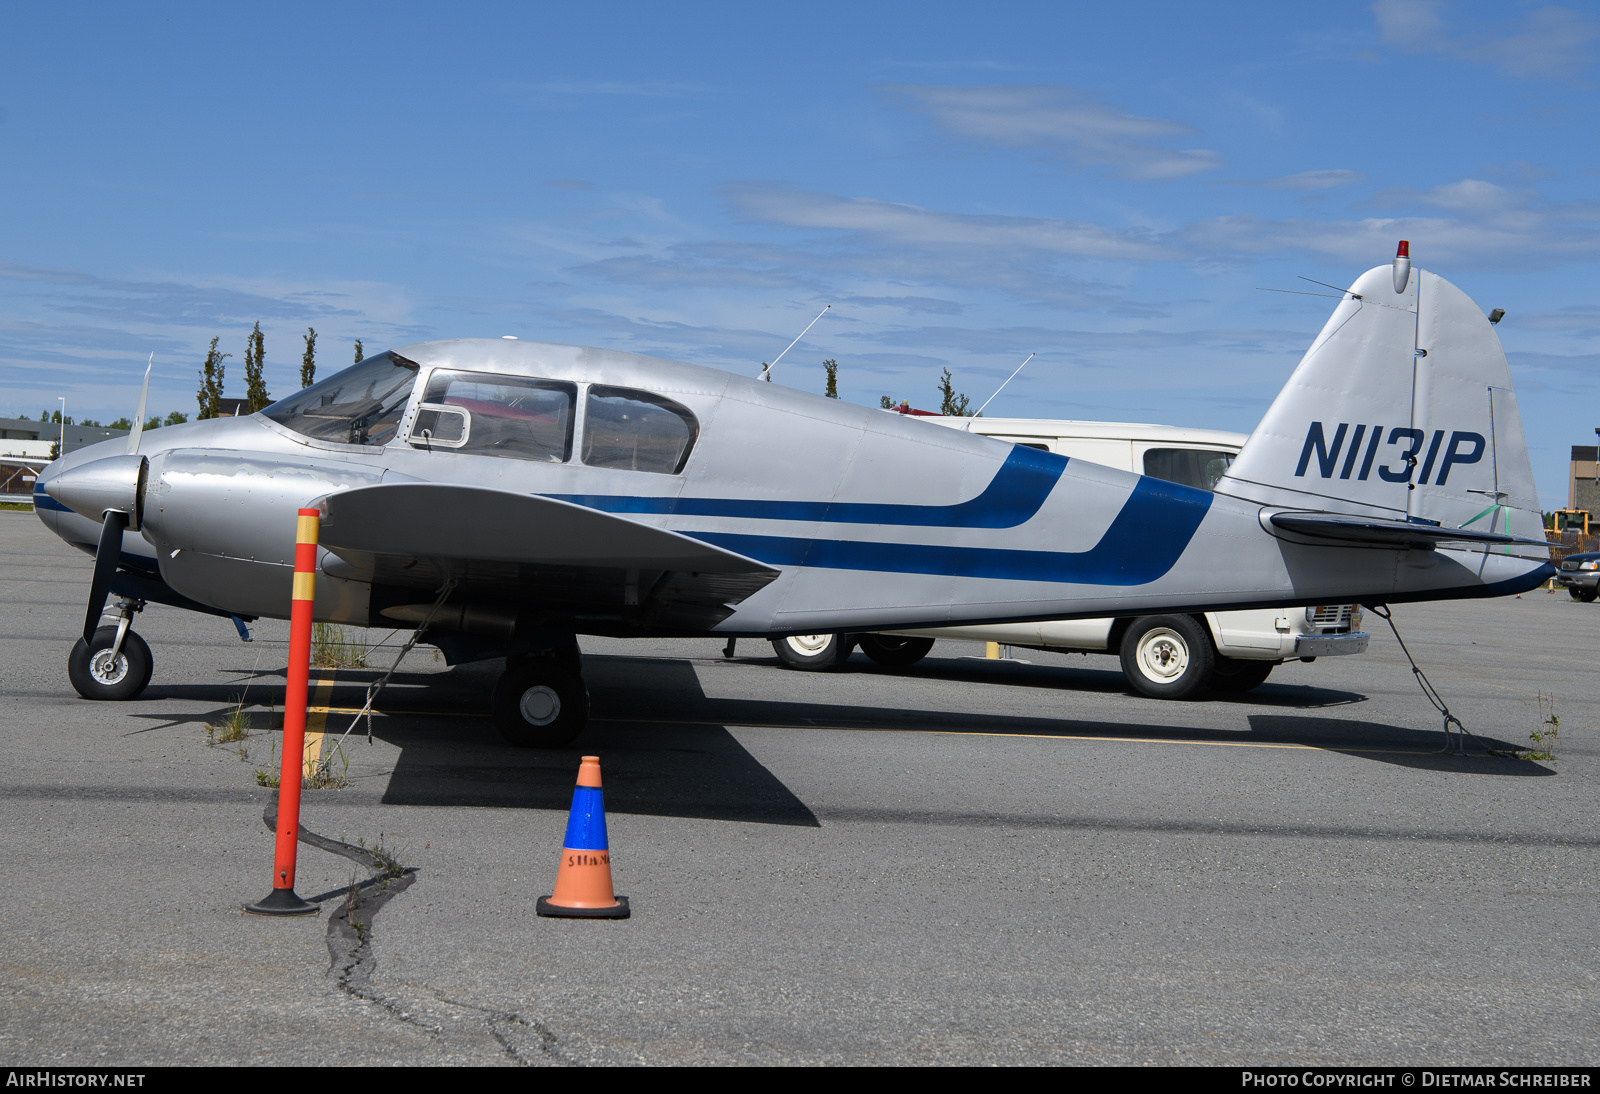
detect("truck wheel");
top-left (1209, 657), bottom-right (1274, 694)
top-left (771, 634), bottom-right (855, 669)
top-left (1583, 589), bottom-right (1599, 604)
top-left (1569, 586), bottom-right (1584, 601)
top-left (1119, 616), bottom-right (1213, 700)
top-left (856, 634), bottom-right (934, 668)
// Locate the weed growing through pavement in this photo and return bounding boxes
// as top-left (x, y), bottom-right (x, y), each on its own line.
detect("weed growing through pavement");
top-left (306, 742), bottom-right (350, 790)
top-left (205, 694), bottom-right (254, 747)
top-left (1526, 693), bottom-right (1560, 761)
top-left (254, 737), bottom-right (350, 789)
top-left (312, 623), bottom-right (367, 669)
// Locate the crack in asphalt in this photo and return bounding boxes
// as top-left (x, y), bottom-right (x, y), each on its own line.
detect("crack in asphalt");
top-left (262, 798), bottom-right (571, 1065)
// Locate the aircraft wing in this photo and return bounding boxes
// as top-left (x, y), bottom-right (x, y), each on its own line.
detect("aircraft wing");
top-left (1268, 511), bottom-right (1551, 551)
top-left (316, 483), bottom-right (780, 631)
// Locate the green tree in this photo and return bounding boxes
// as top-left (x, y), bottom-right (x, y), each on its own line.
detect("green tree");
top-left (80, 418), bottom-right (100, 427)
top-left (243, 321), bottom-right (271, 412)
top-left (49, 439), bottom-right (60, 459)
top-left (937, 368), bottom-right (973, 416)
top-left (823, 359), bottom-right (839, 399)
top-left (164, 410), bottom-right (188, 426)
top-left (197, 337), bottom-right (229, 420)
top-left (38, 409), bottom-right (49, 422)
top-left (107, 417), bottom-right (132, 431)
top-left (354, 338), bottom-right (364, 364)
top-left (301, 327), bottom-right (317, 388)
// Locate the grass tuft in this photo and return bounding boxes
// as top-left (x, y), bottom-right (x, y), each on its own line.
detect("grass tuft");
top-left (311, 623), bottom-right (367, 669)
top-left (1526, 692), bottom-right (1560, 761)
top-left (205, 696), bottom-right (254, 747)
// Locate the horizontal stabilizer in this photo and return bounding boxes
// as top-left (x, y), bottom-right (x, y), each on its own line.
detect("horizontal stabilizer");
top-left (1268, 511), bottom-right (1550, 550)
top-left (318, 483), bottom-right (777, 575)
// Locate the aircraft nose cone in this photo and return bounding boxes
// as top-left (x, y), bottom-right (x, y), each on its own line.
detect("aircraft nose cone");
top-left (43, 453), bottom-right (148, 530)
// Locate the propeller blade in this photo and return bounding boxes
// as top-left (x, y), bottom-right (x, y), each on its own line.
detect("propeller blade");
top-left (83, 510), bottom-right (128, 644)
top-left (127, 354), bottom-right (152, 455)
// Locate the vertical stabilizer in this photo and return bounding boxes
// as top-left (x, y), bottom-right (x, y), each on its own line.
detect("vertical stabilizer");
top-left (1219, 262), bottom-right (1542, 544)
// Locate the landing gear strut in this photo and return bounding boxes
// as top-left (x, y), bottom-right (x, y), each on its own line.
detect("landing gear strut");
top-left (68, 596), bottom-right (152, 701)
top-left (492, 637), bottom-right (589, 748)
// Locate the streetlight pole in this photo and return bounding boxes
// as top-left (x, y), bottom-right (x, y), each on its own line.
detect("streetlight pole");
top-left (58, 397), bottom-right (66, 459)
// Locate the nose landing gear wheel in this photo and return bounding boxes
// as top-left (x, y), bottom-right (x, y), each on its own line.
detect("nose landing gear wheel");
top-left (492, 660), bottom-right (589, 748)
top-left (1119, 615), bottom-right (1213, 700)
top-left (68, 626), bottom-right (153, 701)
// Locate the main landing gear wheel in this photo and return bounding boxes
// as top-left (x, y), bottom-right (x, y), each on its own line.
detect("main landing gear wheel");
top-left (68, 626), bottom-right (153, 701)
top-left (856, 634), bottom-right (935, 668)
top-left (1119, 615), bottom-right (1214, 700)
top-left (771, 633), bottom-right (856, 669)
top-left (1208, 656), bottom-right (1275, 694)
top-left (492, 660), bottom-right (589, 748)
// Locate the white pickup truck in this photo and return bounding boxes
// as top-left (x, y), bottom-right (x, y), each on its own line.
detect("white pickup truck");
top-left (771, 416), bottom-right (1369, 699)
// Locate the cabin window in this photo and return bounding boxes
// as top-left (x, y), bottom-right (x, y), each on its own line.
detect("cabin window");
top-left (581, 386), bottom-right (697, 474)
top-left (1143, 447), bottom-right (1236, 491)
top-left (263, 352), bottom-right (419, 446)
top-left (409, 370), bottom-right (576, 462)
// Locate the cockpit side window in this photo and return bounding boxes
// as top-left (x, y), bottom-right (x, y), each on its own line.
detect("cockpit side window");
top-left (1143, 447), bottom-right (1236, 491)
top-left (409, 370), bottom-right (577, 462)
top-left (262, 352), bottom-right (419, 446)
top-left (582, 386), bottom-right (698, 474)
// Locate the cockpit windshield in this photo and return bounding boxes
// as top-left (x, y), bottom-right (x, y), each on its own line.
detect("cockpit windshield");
top-left (262, 352), bottom-right (419, 446)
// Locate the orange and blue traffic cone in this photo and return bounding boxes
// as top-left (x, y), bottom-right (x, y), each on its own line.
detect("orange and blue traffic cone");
top-left (537, 755), bottom-right (629, 919)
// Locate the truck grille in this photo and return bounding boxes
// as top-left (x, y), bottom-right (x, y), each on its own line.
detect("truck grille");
top-left (1305, 604), bottom-right (1355, 628)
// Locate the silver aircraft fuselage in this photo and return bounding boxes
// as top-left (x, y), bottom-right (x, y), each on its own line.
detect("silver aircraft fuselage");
top-left (36, 332), bottom-right (1550, 644)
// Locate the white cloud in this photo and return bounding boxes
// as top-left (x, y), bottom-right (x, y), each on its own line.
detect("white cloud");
top-left (1243, 170), bottom-right (1368, 191)
top-left (889, 85), bottom-right (1223, 181)
top-left (1181, 208), bottom-right (1600, 269)
top-left (727, 186), bottom-right (1179, 261)
top-left (1372, 1), bottom-right (1599, 80)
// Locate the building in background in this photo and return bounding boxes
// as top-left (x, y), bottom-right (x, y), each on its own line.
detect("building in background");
top-left (1571, 445), bottom-right (1599, 523)
top-left (0, 417), bottom-right (130, 498)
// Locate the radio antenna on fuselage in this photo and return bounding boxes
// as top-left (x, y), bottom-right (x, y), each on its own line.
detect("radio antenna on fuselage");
top-left (970, 352), bottom-right (1036, 424)
top-left (758, 304), bottom-right (831, 382)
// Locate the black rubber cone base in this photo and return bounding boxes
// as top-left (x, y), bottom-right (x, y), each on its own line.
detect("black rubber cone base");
top-left (245, 887), bottom-right (320, 917)
top-left (538, 895), bottom-right (630, 919)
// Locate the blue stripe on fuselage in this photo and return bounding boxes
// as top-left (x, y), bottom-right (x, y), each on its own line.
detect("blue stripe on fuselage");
top-left (685, 475), bottom-right (1213, 585)
top-left (33, 483), bottom-right (71, 513)
top-left (546, 444), bottom-right (1066, 529)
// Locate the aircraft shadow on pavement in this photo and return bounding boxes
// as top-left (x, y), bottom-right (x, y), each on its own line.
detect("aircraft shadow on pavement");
top-left (1247, 714), bottom-right (1553, 775)
top-left (813, 652), bottom-right (1371, 709)
top-left (370, 658), bottom-right (820, 826)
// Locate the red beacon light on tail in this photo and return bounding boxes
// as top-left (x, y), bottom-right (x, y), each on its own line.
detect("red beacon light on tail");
top-left (1393, 240), bottom-right (1411, 293)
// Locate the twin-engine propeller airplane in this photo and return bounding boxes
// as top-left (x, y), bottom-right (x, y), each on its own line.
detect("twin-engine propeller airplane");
top-left (36, 247), bottom-right (1553, 747)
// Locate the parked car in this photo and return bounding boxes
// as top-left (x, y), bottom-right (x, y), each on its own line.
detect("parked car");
top-left (769, 416), bottom-right (1369, 698)
top-left (1555, 552), bottom-right (1599, 602)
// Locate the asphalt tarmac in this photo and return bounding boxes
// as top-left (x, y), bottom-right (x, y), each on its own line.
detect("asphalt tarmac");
top-left (2, 510), bottom-right (1597, 1066)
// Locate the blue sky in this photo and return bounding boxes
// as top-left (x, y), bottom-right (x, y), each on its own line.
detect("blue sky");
top-left (2, 1), bottom-right (1596, 509)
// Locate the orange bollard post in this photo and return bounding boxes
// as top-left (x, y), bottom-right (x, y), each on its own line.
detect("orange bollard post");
top-left (246, 507), bottom-right (321, 916)
top-left (537, 755), bottom-right (629, 919)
